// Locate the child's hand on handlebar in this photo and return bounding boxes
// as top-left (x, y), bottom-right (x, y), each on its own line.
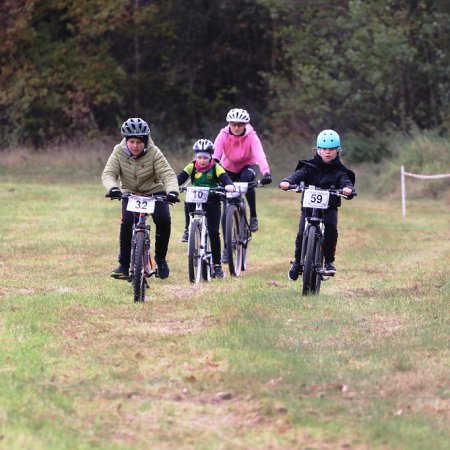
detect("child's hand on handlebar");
top-left (225, 184), bottom-right (235, 192)
top-left (279, 181), bottom-right (290, 190)
top-left (342, 187), bottom-right (353, 196)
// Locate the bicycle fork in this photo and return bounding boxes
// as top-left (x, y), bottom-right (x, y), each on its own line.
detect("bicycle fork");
top-left (130, 226), bottom-right (154, 284)
top-left (300, 221), bottom-right (329, 281)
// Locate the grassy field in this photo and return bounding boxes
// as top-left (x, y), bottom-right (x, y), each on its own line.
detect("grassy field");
top-left (0, 172), bottom-right (449, 449)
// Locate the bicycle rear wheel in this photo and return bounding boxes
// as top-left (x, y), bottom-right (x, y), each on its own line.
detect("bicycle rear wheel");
top-left (225, 205), bottom-right (242, 276)
top-left (188, 219), bottom-right (203, 284)
top-left (132, 232), bottom-right (147, 302)
top-left (302, 225), bottom-right (317, 296)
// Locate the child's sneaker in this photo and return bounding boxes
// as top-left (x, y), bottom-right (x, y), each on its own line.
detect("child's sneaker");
top-left (110, 265), bottom-right (129, 279)
top-left (323, 262), bottom-right (336, 275)
top-left (180, 229), bottom-right (188, 242)
top-left (288, 260), bottom-right (301, 281)
top-left (214, 264), bottom-right (224, 279)
top-left (155, 259), bottom-right (170, 279)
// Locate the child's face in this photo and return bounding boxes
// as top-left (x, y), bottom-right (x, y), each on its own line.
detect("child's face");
top-left (318, 147), bottom-right (338, 163)
top-left (196, 155), bottom-right (211, 167)
top-left (229, 122), bottom-right (246, 136)
top-left (127, 138), bottom-right (145, 156)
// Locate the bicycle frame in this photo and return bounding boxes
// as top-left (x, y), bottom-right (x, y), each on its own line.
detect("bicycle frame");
top-left (181, 186), bottom-right (224, 283)
top-left (129, 212), bottom-right (154, 280)
top-left (189, 201), bottom-right (212, 283)
top-left (223, 181), bottom-right (260, 276)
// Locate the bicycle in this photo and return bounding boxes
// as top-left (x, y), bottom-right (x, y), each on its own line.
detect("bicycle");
top-left (106, 192), bottom-right (167, 302)
top-left (180, 186), bottom-right (225, 284)
top-left (223, 180), bottom-right (261, 277)
top-left (286, 183), bottom-right (356, 295)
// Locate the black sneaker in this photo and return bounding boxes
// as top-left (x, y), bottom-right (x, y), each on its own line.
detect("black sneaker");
top-left (180, 230), bottom-right (188, 243)
top-left (221, 249), bottom-right (228, 264)
top-left (288, 260), bottom-right (301, 281)
top-left (156, 259), bottom-right (170, 279)
top-left (249, 217), bottom-right (258, 232)
top-left (324, 262), bottom-right (336, 275)
top-left (214, 264), bottom-right (224, 279)
top-left (111, 265), bottom-right (129, 279)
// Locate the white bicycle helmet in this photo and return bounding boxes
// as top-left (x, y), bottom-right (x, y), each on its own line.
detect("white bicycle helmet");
top-left (121, 118), bottom-right (151, 137)
top-left (226, 108), bottom-right (250, 123)
top-left (193, 139), bottom-right (214, 153)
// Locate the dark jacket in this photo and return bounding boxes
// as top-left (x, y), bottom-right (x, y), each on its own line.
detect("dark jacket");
top-left (282, 154), bottom-right (355, 207)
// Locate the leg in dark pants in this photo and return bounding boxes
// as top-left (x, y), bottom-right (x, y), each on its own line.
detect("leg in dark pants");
top-left (323, 208), bottom-right (338, 263)
top-left (183, 202), bottom-right (190, 231)
top-left (294, 209), bottom-right (307, 263)
top-left (118, 198), bottom-right (134, 270)
top-left (205, 202), bottom-right (222, 265)
top-left (151, 201), bottom-right (172, 261)
top-left (239, 167), bottom-right (257, 218)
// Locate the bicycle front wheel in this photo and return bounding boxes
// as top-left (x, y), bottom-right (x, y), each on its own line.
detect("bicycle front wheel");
top-left (302, 225), bottom-right (317, 296)
top-left (188, 219), bottom-right (203, 284)
top-left (240, 209), bottom-right (250, 271)
top-left (225, 205), bottom-right (242, 277)
top-left (312, 235), bottom-right (324, 294)
top-left (132, 232), bottom-right (147, 302)
top-left (202, 231), bottom-right (213, 282)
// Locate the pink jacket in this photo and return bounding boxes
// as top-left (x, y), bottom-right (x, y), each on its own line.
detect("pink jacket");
top-left (213, 124), bottom-right (270, 175)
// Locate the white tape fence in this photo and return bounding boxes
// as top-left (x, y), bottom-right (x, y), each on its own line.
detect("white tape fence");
top-left (401, 165), bottom-right (450, 216)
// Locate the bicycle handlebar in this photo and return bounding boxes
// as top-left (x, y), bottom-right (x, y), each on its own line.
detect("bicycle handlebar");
top-left (179, 186), bottom-right (226, 194)
top-left (105, 192), bottom-right (169, 202)
top-left (285, 183), bottom-right (357, 197)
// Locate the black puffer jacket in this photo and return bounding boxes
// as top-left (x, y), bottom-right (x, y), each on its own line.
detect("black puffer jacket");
top-left (282, 154), bottom-right (355, 207)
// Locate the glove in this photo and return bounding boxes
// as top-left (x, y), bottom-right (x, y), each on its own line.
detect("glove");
top-left (108, 187), bottom-right (122, 199)
top-left (166, 191), bottom-right (179, 204)
top-left (225, 184), bottom-right (235, 192)
top-left (261, 173), bottom-right (272, 185)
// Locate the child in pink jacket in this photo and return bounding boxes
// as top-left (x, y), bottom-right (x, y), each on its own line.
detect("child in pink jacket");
top-left (213, 108), bottom-right (272, 235)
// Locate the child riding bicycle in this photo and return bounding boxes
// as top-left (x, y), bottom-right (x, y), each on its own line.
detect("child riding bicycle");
top-left (177, 139), bottom-right (235, 279)
top-left (279, 129), bottom-right (355, 280)
top-left (102, 117), bottom-right (179, 280)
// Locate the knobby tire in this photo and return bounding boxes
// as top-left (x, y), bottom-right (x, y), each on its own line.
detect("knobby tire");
top-left (226, 205), bottom-right (242, 276)
top-left (188, 220), bottom-right (202, 284)
top-left (132, 232), bottom-right (147, 302)
top-left (240, 206), bottom-right (250, 271)
top-left (313, 234), bottom-right (324, 294)
top-left (302, 225), bottom-right (317, 296)
top-left (202, 230), bottom-right (213, 281)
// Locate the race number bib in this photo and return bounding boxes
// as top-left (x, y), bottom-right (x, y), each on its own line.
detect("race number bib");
top-left (226, 182), bottom-right (248, 198)
top-left (185, 187), bottom-right (209, 203)
top-left (302, 188), bottom-right (329, 209)
top-left (126, 195), bottom-right (156, 213)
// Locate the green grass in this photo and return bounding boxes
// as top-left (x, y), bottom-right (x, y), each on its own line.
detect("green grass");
top-left (0, 174), bottom-right (449, 449)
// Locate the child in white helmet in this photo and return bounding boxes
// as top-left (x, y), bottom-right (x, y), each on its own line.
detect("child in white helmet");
top-left (178, 139), bottom-right (235, 279)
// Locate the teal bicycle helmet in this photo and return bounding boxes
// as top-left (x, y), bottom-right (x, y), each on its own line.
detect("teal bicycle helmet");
top-left (316, 129), bottom-right (340, 148)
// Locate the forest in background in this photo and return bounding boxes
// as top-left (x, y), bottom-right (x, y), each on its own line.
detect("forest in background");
top-left (0, 0), bottom-right (449, 163)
